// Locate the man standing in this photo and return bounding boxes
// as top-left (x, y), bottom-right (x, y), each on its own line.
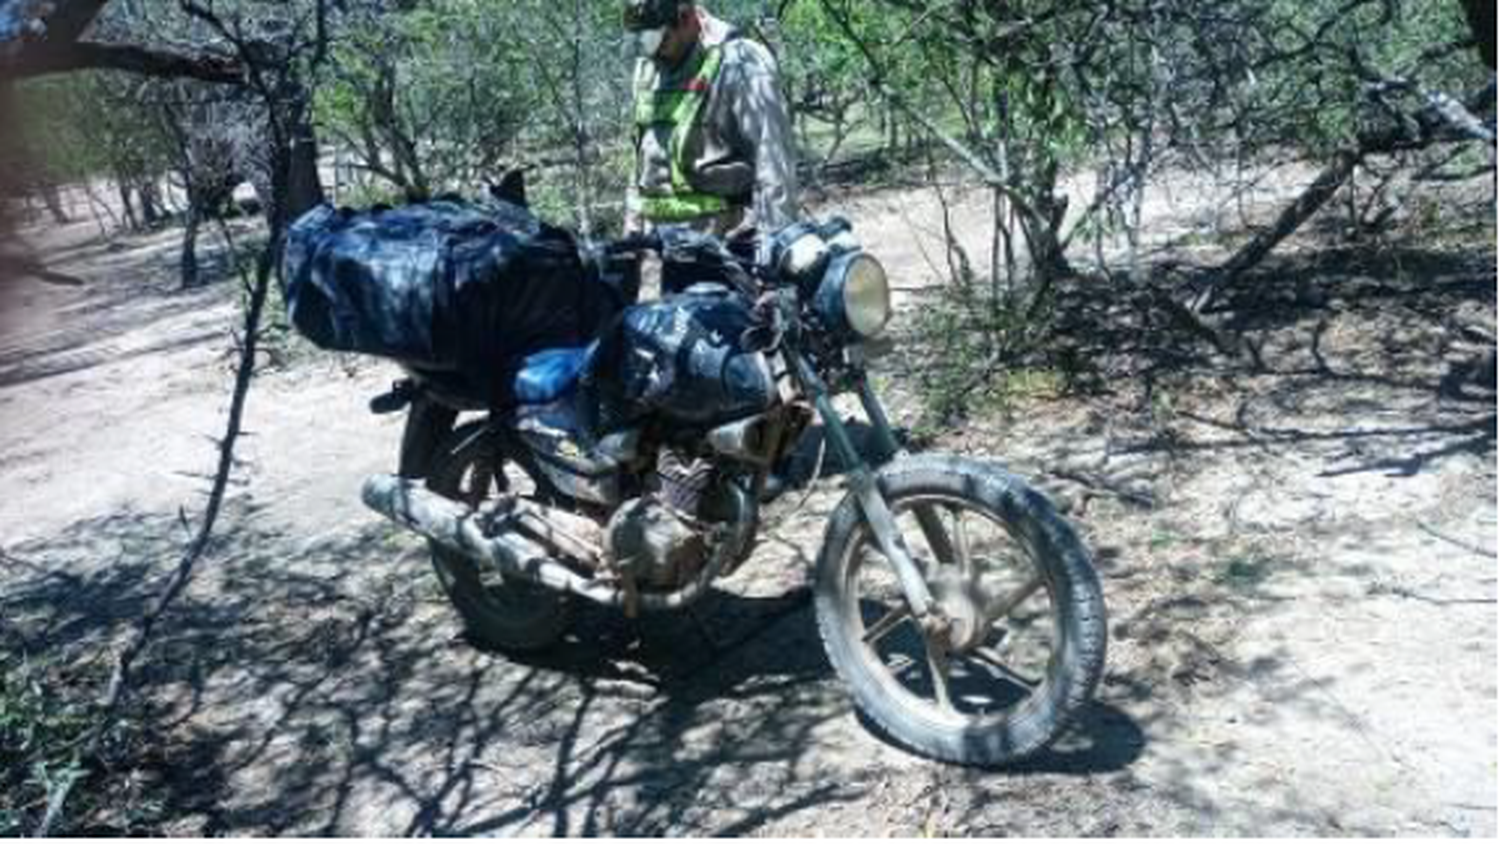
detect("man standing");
top-left (622, 0), bottom-right (799, 273)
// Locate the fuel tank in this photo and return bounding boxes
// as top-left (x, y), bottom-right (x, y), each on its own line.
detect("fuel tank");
top-left (583, 286), bottom-right (777, 433)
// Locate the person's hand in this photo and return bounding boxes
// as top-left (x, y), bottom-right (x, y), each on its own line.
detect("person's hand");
top-left (725, 219), bottom-right (758, 245)
top-left (622, 210), bottom-right (644, 238)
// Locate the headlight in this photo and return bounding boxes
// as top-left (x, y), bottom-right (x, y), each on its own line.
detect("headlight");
top-left (815, 251), bottom-right (891, 339)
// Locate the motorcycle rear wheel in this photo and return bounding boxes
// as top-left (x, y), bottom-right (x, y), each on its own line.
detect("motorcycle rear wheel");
top-left (814, 455), bottom-right (1105, 765)
top-left (425, 428), bottom-right (573, 651)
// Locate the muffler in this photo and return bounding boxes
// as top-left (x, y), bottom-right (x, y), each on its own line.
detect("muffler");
top-left (361, 475), bottom-right (723, 611)
top-left (362, 474), bottom-right (589, 593)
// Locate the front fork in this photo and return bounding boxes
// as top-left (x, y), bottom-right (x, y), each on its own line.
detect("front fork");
top-left (787, 352), bottom-right (941, 620)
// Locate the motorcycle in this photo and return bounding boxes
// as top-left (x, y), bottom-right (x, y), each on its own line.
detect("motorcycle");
top-left (359, 219), bottom-right (1106, 766)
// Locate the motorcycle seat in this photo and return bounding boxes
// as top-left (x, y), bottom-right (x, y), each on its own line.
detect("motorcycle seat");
top-left (513, 342), bottom-right (597, 405)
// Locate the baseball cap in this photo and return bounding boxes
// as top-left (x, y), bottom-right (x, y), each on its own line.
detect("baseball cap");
top-left (623, 0), bottom-right (687, 31)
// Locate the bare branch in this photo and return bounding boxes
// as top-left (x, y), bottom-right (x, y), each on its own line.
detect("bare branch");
top-left (812, 0), bottom-right (1044, 224)
top-left (4, 38), bottom-right (243, 83)
top-left (33, 232), bottom-right (279, 838)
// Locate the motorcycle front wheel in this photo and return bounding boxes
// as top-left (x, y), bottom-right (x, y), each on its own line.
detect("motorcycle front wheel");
top-left (814, 455), bottom-right (1106, 765)
top-left (425, 426), bottom-right (574, 651)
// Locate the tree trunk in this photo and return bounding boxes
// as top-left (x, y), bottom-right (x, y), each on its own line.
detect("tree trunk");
top-left (82, 181), bottom-right (117, 235)
top-left (283, 128), bottom-right (326, 223)
top-left (1020, 161), bottom-right (1073, 285)
top-left (18, 193), bottom-right (39, 224)
top-left (569, 0), bottom-right (594, 235)
top-left (260, 83), bottom-right (327, 229)
top-left (138, 179), bottom-right (162, 226)
top-left (1460, 0), bottom-right (1495, 69)
top-left (1027, 220), bottom-right (1072, 281)
top-left (42, 183), bottom-right (70, 224)
top-left (117, 179), bottom-right (139, 231)
top-left (0, 81), bottom-right (16, 226)
top-left (180, 200), bottom-right (200, 289)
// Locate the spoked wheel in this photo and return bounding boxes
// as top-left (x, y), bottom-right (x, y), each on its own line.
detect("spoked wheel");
top-left (425, 427), bottom-right (573, 651)
top-left (815, 456), bottom-right (1105, 765)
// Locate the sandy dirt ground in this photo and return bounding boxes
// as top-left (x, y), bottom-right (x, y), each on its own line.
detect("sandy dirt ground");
top-left (1, 167), bottom-right (1494, 836)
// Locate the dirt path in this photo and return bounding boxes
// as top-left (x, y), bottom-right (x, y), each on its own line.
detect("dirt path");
top-left (1, 174), bottom-right (1494, 836)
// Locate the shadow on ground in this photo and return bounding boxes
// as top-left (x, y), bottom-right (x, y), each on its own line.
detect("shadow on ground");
top-left (0, 222), bottom-right (254, 389)
top-left (1, 494), bottom-right (1152, 836)
top-left (932, 232), bottom-right (1500, 490)
top-left (7, 197), bottom-right (1487, 835)
top-left (871, 218), bottom-right (1496, 835)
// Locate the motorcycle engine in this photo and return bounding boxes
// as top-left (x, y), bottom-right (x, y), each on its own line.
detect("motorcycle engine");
top-left (604, 448), bottom-right (711, 589)
top-left (605, 497), bottom-right (706, 589)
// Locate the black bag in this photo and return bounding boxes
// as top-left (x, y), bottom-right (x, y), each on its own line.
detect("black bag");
top-left (281, 198), bottom-right (618, 404)
top-left (585, 289), bottom-right (777, 432)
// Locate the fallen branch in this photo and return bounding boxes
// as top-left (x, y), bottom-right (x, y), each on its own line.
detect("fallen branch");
top-left (1043, 464), bottom-right (1157, 510)
top-left (32, 232), bottom-right (277, 838)
top-left (1189, 79), bottom-right (1495, 316)
top-left (1417, 520), bottom-right (1497, 560)
top-left (1189, 147), bottom-right (1364, 314)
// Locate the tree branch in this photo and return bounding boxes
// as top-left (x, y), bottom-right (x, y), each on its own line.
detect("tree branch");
top-left (33, 230), bottom-right (277, 837)
top-left (813, 0), bottom-right (1045, 225)
top-left (28, 0), bottom-right (113, 45)
top-left (4, 39), bottom-right (243, 83)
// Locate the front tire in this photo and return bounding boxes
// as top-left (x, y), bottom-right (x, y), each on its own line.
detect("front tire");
top-left (814, 455), bottom-right (1106, 765)
top-left (424, 425), bottom-right (573, 651)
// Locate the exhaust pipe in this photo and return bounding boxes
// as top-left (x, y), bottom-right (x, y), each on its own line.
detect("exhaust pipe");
top-left (362, 474), bottom-right (588, 593)
top-left (361, 475), bottom-right (723, 611)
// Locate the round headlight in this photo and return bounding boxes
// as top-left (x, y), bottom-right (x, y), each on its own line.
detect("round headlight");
top-left (842, 253), bottom-right (891, 338)
top-left (815, 251), bottom-right (891, 339)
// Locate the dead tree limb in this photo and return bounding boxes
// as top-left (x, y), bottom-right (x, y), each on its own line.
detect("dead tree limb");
top-left (1190, 79), bottom-right (1496, 316)
top-left (32, 233), bottom-right (277, 838)
top-left (6, 40), bottom-right (243, 83)
top-left (1, 0), bottom-right (245, 83)
top-left (1189, 147), bottom-right (1363, 314)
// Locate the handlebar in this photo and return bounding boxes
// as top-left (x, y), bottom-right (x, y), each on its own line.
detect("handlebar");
top-left (602, 231), bottom-right (663, 256)
top-left (599, 229), bottom-right (806, 352)
top-left (603, 228), bottom-right (751, 263)
top-left (601, 228), bottom-right (785, 301)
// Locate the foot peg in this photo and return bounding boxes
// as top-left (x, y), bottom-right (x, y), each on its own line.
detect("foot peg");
top-left (370, 379), bottom-right (418, 415)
